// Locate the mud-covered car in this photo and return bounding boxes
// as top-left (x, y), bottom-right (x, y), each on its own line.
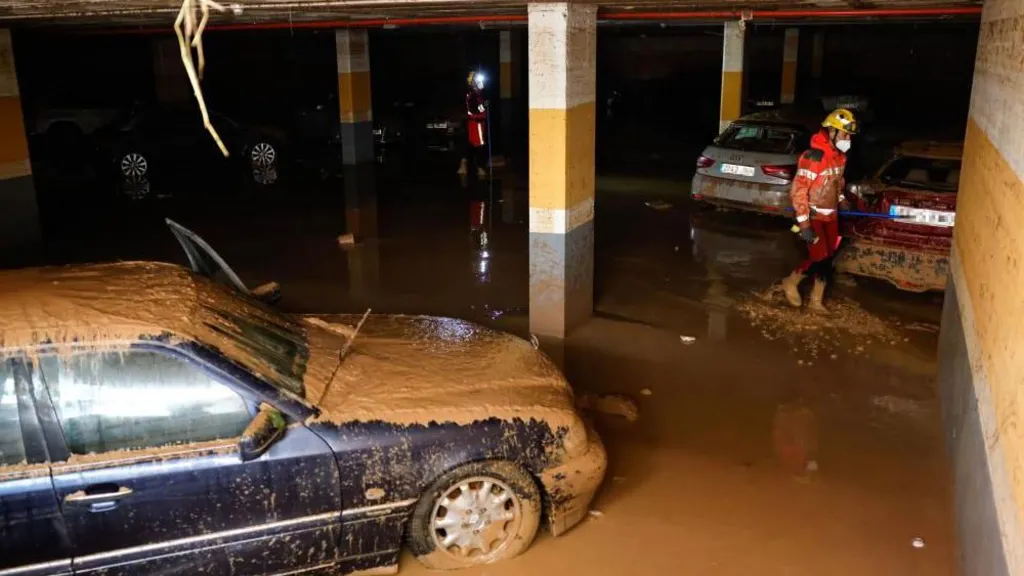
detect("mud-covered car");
top-left (0, 221), bottom-right (606, 576)
top-left (836, 141), bottom-right (962, 292)
top-left (690, 109), bottom-right (817, 214)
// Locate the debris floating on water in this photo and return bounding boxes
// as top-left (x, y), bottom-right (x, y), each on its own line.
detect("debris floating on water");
top-left (337, 233), bottom-right (356, 247)
top-left (645, 200), bottom-right (673, 211)
top-left (680, 335), bottom-right (696, 345)
top-left (911, 537), bottom-right (926, 549)
top-left (577, 393), bottom-right (640, 422)
top-left (588, 509), bottom-right (604, 518)
top-left (640, 388), bottom-right (653, 396)
top-left (529, 334), bottom-right (540, 349)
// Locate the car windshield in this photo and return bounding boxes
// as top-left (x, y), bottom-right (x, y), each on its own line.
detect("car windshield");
top-left (199, 283), bottom-right (309, 398)
top-left (879, 156), bottom-right (961, 192)
top-left (715, 124), bottom-right (807, 154)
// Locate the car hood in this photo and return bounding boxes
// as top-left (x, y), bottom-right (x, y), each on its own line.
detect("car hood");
top-left (297, 314), bottom-right (579, 428)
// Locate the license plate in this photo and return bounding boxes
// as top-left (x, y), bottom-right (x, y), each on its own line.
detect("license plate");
top-left (889, 205), bottom-right (956, 227)
top-left (720, 163), bottom-right (755, 177)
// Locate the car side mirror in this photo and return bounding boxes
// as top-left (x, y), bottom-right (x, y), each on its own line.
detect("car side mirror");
top-left (239, 404), bottom-right (286, 462)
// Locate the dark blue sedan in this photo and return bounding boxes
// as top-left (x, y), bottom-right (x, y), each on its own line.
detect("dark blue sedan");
top-left (0, 221), bottom-right (606, 575)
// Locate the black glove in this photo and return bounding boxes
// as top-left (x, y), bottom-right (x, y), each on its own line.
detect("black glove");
top-left (799, 226), bottom-right (819, 245)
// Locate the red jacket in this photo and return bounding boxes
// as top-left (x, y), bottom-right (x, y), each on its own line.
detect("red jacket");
top-left (790, 130), bottom-right (847, 228)
top-left (465, 87), bottom-right (487, 148)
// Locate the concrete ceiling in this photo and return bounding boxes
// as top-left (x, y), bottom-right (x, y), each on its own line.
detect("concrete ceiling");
top-left (0, 0), bottom-right (983, 27)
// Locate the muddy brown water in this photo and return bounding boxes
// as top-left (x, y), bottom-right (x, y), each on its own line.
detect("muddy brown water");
top-left (28, 166), bottom-right (954, 575)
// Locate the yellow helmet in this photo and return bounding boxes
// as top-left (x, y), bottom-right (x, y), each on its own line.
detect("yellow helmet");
top-left (822, 108), bottom-right (859, 134)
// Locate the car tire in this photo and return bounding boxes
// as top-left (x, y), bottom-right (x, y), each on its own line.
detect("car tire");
top-left (409, 460), bottom-right (542, 570)
top-left (117, 149), bottom-right (151, 180)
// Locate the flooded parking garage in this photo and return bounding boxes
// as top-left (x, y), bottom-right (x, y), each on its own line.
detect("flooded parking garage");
top-left (1, 2), bottom-right (1021, 575)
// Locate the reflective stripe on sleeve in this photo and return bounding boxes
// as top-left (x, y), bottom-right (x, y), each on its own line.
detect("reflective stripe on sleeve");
top-left (796, 214), bottom-right (809, 223)
top-left (797, 169), bottom-right (818, 180)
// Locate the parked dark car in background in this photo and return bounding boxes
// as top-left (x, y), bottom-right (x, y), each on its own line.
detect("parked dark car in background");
top-left (0, 220), bottom-right (606, 576)
top-left (91, 104), bottom-right (290, 196)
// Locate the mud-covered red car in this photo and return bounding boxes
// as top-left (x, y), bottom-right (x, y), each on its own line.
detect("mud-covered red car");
top-left (0, 221), bottom-right (606, 576)
top-left (836, 141), bottom-right (962, 292)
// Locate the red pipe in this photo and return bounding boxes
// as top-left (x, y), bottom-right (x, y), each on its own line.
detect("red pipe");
top-left (206, 13), bottom-right (525, 32)
top-left (602, 7), bottom-right (982, 21)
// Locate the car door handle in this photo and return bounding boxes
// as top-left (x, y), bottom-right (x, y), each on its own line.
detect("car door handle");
top-left (64, 486), bottom-right (134, 505)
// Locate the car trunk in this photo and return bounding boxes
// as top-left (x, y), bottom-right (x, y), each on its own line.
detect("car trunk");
top-left (696, 123), bottom-right (809, 187)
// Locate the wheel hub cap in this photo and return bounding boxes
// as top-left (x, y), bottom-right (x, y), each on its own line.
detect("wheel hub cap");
top-left (431, 477), bottom-right (520, 560)
top-left (251, 142), bottom-right (276, 167)
top-left (121, 153), bottom-right (147, 178)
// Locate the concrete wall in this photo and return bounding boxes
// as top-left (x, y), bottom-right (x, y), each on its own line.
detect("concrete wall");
top-left (939, 1), bottom-right (1024, 574)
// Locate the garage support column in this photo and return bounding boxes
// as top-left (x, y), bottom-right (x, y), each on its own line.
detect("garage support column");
top-left (336, 29), bottom-right (378, 299)
top-left (528, 3), bottom-right (596, 340)
top-left (336, 29), bottom-right (374, 166)
top-left (499, 30), bottom-right (521, 150)
top-left (0, 29), bottom-right (40, 261)
top-left (811, 31), bottom-right (825, 99)
top-left (780, 28), bottom-right (799, 105)
top-left (719, 20), bottom-right (745, 133)
top-left (937, 1), bottom-right (1024, 574)
top-left (152, 36), bottom-right (189, 105)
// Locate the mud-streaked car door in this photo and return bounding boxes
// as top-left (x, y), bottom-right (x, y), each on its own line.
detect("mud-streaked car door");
top-left (39, 345), bottom-right (343, 575)
top-left (0, 356), bottom-right (73, 576)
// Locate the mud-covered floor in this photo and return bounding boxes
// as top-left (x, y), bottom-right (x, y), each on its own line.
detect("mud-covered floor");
top-left (28, 154), bottom-right (954, 574)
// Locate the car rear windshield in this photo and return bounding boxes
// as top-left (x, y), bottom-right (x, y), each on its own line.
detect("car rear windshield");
top-left (715, 124), bottom-right (808, 154)
top-left (880, 156), bottom-right (961, 192)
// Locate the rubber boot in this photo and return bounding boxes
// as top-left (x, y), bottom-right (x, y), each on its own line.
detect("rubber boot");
top-left (808, 278), bottom-right (829, 314)
top-left (456, 158), bottom-right (468, 175)
top-left (781, 271), bottom-right (804, 308)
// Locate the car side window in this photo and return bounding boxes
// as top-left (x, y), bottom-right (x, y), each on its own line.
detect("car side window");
top-left (39, 349), bottom-right (252, 455)
top-left (0, 359), bottom-right (28, 466)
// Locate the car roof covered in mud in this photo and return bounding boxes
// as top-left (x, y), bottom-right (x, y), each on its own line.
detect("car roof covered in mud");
top-left (0, 261), bottom-right (306, 390)
top-left (895, 140), bottom-right (964, 161)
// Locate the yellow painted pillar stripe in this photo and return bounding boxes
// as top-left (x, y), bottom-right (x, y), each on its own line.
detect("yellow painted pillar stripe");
top-left (336, 30), bottom-right (372, 124)
top-left (719, 21), bottom-right (745, 133)
top-left (780, 28), bottom-right (799, 105)
top-left (0, 29), bottom-right (30, 180)
top-left (338, 70), bottom-right (372, 124)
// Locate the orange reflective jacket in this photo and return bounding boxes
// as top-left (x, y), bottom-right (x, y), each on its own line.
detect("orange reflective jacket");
top-left (790, 130), bottom-right (847, 228)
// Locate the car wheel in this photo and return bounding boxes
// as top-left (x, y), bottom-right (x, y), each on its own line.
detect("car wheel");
top-left (410, 461), bottom-right (542, 570)
top-left (250, 141), bottom-right (277, 167)
top-left (119, 151), bottom-right (149, 179)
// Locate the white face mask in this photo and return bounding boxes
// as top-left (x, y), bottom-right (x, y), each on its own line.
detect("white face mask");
top-left (836, 139), bottom-right (852, 153)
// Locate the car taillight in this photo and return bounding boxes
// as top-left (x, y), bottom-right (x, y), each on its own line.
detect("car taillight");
top-left (696, 155), bottom-right (715, 169)
top-left (761, 164), bottom-right (796, 181)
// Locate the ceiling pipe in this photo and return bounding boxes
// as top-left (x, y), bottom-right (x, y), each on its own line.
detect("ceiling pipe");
top-left (74, 5), bottom-right (982, 35)
top-left (601, 7), bottom-right (982, 20)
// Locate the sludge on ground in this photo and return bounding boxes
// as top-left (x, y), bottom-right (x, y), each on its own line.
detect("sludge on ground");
top-left (29, 165), bottom-right (954, 575)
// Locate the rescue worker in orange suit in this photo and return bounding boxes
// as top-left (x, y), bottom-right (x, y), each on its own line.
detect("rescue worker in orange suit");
top-left (780, 108), bottom-right (858, 313)
top-left (457, 70), bottom-right (489, 178)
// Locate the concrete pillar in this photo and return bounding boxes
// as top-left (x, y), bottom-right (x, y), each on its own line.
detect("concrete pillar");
top-left (719, 21), bottom-right (745, 133)
top-left (527, 3), bottom-right (596, 339)
top-left (499, 29), bottom-right (521, 141)
top-left (335, 29), bottom-right (373, 166)
top-left (152, 36), bottom-right (189, 105)
top-left (811, 31), bottom-right (825, 98)
top-left (0, 29), bottom-right (40, 260)
top-left (937, 2), bottom-right (1024, 574)
top-left (780, 28), bottom-right (799, 105)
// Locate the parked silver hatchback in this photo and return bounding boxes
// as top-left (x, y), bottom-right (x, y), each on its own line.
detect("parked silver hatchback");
top-left (691, 110), bottom-right (817, 215)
